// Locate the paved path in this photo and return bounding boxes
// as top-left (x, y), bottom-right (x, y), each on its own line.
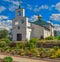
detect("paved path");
top-left (0, 54), bottom-right (59, 62)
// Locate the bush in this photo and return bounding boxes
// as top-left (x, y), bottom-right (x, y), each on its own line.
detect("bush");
top-left (3, 56), bottom-right (13, 62)
top-left (45, 36), bottom-right (54, 40)
top-left (53, 46), bottom-right (59, 51)
top-left (29, 38), bottom-right (39, 49)
top-left (4, 38), bottom-right (11, 44)
top-left (49, 48), bottom-right (56, 56)
top-left (19, 42), bottom-right (25, 49)
top-left (25, 49), bottom-right (32, 57)
top-left (31, 49), bottom-right (40, 57)
top-left (19, 49), bottom-right (25, 56)
top-left (39, 47), bottom-right (47, 58)
top-left (50, 49), bottom-right (60, 58)
top-left (0, 38), bottom-right (11, 45)
top-left (50, 55), bottom-right (56, 59)
top-left (55, 49), bottom-right (60, 58)
top-left (0, 30), bottom-right (8, 39)
top-left (57, 36), bottom-right (60, 40)
top-left (0, 41), bottom-right (6, 47)
top-left (15, 43), bottom-right (20, 51)
top-left (4, 46), bottom-right (11, 53)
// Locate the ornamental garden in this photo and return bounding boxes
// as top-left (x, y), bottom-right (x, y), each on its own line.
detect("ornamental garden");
top-left (0, 30), bottom-right (60, 62)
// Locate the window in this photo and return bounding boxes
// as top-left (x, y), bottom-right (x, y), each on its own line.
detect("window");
top-left (19, 11), bottom-right (22, 16)
top-left (21, 20), bottom-right (24, 24)
top-left (18, 26), bottom-right (20, 29)
top-left (15, 22), bottom-right (18, 25)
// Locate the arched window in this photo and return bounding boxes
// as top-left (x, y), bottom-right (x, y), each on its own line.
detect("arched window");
top-left (21, 20), bottom-right (24, 24)
top-left (18, 26), bottom-right (20, 29)
top-left (19, 11), bottom-right (22, 16)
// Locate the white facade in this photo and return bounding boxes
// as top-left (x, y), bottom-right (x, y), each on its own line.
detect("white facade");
top-left (12, 8), bottom-right (54, 41)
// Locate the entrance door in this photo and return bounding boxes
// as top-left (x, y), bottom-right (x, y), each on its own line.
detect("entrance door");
top-left (17, 34), bottom-right (22, 41)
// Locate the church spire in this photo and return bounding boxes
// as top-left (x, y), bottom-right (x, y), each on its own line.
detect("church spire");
top-left (18, 0), bottom-right (21, 8)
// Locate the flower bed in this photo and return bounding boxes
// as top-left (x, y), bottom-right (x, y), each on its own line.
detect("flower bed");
top-left (0, 38), bottom-right (60, 59)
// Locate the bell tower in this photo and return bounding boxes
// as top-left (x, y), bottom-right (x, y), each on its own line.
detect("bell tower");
top-left (12, 0), bottom-right (29, 41)
top-left (16, 0), bottom-right (25, 17)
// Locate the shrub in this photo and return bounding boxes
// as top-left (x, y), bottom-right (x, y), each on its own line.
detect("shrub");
top-left (57, 36), bottom-right (60, 40)
top-left (29, 38), bottom-right (39, 49)
top-left (50, 55), bottom-right (56, 59)
top-left (4, 38), bottom-right (11, 44)
top-left (0, 41), bottom-right (6, 47)
top-left (0, 38), bottom-right (11, 45)
top-left (0, 30), bottom-right (8, 39)
top-left (45, 36), bottom-right (54, 40)
top-left (15, 43), bottom-right (20, 51)
top-left (39, 47), bottom-right (46, 51)
top-left (50, 49), bottom-right (60, 59)
top-left (49, 48), bottom-right (56, 56)
top-left (3, 56), bottom-right (13, 62)
top-left (55, 49), bottom-right (60, 58)
top-left (31, 48), bottom-right (40, 57)
top-left (4, 46), bottom-right (11, 53)
top-left (39, 47), bottom-right (47, 58)
top-left (20, 52), bottom-right (25, 56)
top-left (19, 49), bottom-right (25, 56)
top-left (19, 42), bottom-right (25, 49)
top-left (25, 49), bottom-right (32, 57)
top-left (53, 46), bottom-right (59, 51)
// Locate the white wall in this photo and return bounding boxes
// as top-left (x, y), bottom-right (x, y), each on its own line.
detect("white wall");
top-left (16, 8), bottom-right (25, 17)
top-left (44, 29), bottom-right (51, 38)
top-left (12, 16), bottom-right (27, 41)
top-left (25, 18), bottom-right (32, 40)
top-left (31, 24), bottom-right (44, 39)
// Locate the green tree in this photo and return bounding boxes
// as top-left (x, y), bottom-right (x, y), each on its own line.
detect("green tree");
top-left (0, 30), bottom-right (8, 39)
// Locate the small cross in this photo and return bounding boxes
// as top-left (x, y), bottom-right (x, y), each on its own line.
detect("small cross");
top-left (18, 0), bottom-right (21, 8)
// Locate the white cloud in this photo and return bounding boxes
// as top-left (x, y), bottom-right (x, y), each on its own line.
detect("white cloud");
top-left (54, 24), bottom-right (60, 31)
top-left (0, 6), bottom-right (6, 13)
top-left (49, 5), bottom-right (55, 10)
top-left (11, 1), bottom-right (19, 6)
top-left (34, 6), bottom-right (39, 12)
top-left (26, 4), bottom-right (49, 12)
top-left (0, 15), bottom-right (12, 30)
top-left (34, 5), bottom-right (49, 12)
top-left (33, 2), bottom-right (60, 12)
top-left (0, 15), bottom-right (8, 19)
top-left (4, 0), bottom-right (23, 6)
top-left (50, 14), bottom-right (60, 21)
top-left (56, 2), bottom-right (60, 12)
top-left (48, 2), bottom-right (60, 12)
top-left (39, 5), bottom-right (48, 10)
top-left (29, 15), bottom-right (39, 22)
top-left (4, 0), bottom-right (23, 11)
top-left (9, 5), bottom-right (18, 11)
top-left (27, 4), bottom-right (32, 10)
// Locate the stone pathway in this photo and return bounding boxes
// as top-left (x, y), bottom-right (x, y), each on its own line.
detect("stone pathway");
top-left (0, 54), bottom-right (59, 62)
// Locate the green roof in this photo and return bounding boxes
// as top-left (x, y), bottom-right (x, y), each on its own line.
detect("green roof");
top-left (32, 19), bottom-right (50, 30)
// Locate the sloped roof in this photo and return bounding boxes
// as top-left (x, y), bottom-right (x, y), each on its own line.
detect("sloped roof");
top-left (32, 19), bottom-right (50, 30)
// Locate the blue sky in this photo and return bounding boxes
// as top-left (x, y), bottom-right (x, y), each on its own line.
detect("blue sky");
top-left (0, 0), bottom-right (60, 30)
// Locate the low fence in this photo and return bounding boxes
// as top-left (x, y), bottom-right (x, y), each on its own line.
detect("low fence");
top-left (36, 40), bottom-right (60, 48)
top-left (36, 43), bottom-right (60, 48)
top-left (12, 40), bottom-right (60, 48)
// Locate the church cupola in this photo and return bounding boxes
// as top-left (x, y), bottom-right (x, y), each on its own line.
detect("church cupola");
top-left (38, 15), bottom-right (42, 21)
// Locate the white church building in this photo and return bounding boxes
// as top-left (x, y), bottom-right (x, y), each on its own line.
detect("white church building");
top-left (12, 5), bottom-right (54, 41)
